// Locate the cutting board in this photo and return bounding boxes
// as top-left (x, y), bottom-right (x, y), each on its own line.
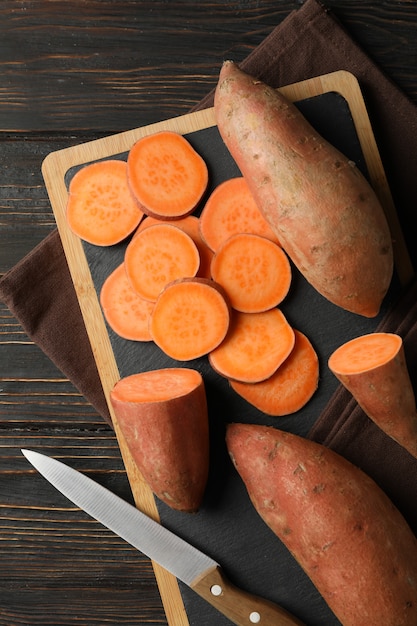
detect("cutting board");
top-left (42, 70), bottom-right (413, 626)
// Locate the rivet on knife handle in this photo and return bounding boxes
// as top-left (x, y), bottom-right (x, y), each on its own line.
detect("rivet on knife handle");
top-left (191, 564), bottom-right (305, 626)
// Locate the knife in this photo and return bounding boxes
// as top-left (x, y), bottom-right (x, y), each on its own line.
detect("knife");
top-left (22, 449), bottom-right (304, 626)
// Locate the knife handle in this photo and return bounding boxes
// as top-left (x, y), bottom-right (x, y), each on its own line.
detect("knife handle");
top-left (190, 565), bottom-right (305, 626)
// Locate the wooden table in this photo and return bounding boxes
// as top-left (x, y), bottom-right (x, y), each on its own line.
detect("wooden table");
top-left (1, 2), bottom-right (416, 625)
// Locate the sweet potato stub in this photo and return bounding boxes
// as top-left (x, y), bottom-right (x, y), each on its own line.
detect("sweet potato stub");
top-left (329, 332), bottom-right (402, 375)
top-left (110, 368), bottom-right (209, 513)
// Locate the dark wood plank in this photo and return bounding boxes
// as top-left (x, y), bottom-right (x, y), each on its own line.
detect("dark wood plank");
top-left (0, 1), bottom-right (416, 134)
top-left (0, 480), bottom-right (165, 625)
top-left (0, 0), bottom-right (291, 133)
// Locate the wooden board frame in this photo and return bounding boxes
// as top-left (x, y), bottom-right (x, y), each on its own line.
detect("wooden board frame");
top-left (41, 70), bottom-right (413, 626)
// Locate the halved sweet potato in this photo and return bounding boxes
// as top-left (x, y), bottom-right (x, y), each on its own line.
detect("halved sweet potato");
top-left (111, 368), bottom-right (209, 512)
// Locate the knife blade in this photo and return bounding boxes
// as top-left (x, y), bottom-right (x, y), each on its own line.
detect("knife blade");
top-left (22, 449), bottom-right (304, 626)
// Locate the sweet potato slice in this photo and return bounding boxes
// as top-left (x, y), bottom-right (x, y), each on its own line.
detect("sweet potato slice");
top-left (135, 215), bottom-right (214, 279)
top-left (127, 130), bottom-right (208, 219)
top-left (214, 61), bottom-right (393, 317)
top-left (209, 309), bottom-right (295, 383)
top-left (150, 277), bottom-right (231, 361)
top-left (230, 329), bottom-right (319, 415)
top-left (210, 233), bottom-right (292, 312)
top-left (199, 176), bottom-right (280, 251)
top-left (66, 160), bottom-right (144, 246)
top-left (329, 332), bottom-right (417, 459)
top-left (110, 368), bottom-right (209, 512)
top-left (100, 262), bottom-right (154, 341)
top-left (124, 223), bottom-right (200, 302)
top-left (226, 423), bottom-right (417, 625)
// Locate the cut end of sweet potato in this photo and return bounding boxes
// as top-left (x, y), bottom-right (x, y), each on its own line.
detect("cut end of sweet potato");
top-left (329, 332), bottom-right (403, 375)
top-left (329, 332), bottom-right (417, 460)
top-left (111, 367), bottom-right (203, 403)
top-left (127, 130), bottom-right (208, 219)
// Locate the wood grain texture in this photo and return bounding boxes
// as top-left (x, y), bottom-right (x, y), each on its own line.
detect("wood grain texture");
top-left (0, 1), bottom-right (416, 133)
top-left (0, 2), bottom-right (417, 625)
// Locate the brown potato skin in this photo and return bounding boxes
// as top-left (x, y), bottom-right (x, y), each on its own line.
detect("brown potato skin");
top-left (329, 334), bottom-right (417, 459)
top-left (226, 423), bottom-right (417, 625)
top-left (214, 61), bottom-right (393, 318)
top-left (111, 371), bottom-right (209, 512)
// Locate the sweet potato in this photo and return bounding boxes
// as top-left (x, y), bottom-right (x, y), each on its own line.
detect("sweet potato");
top-left (199, 176), bottom-right (280, 251)
top-left (66, 160), bottom-right (144, 246)
top-left (100, 262), bottom-right (154, 341)
top-left (127, 130), bottom-right (208, 219)
top-left (229, 329), bottom-right (318, 415)
top-left (214, 61), bottom-right (393, 318)
top-left (110, 368), bottom-right (209, 512)
top-left (135, 215), bottom-right (214, 279)
top-left (150, 277), bottom-right (231, 361)
top-left (209, 309), bottom-right (295, 383)
top-left (226, 423), bottom-right (417, 625)
top-left (210, 232), bottom-right (291, 313)
top-left (329, 332), bottom-right (417, 459)
top-left (124, 223), bottom-right (200, 302)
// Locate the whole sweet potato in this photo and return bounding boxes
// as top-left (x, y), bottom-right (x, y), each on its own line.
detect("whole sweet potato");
top-left (226, 423), bottom-right (417, 625)
top-left (214, 61), bottom-right (393, 317)
top-left (111, 368), bottom-right (209, 512)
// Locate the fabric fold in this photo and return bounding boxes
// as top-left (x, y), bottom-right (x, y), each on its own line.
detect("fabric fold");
top-left (0, 230), bottom-right (111, 423)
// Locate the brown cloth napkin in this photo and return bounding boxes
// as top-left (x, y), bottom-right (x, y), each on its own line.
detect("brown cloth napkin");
top-left (1, 0), bottom-right (417, 524)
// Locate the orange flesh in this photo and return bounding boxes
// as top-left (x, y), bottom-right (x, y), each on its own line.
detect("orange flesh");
top-left (124, 223), bottom-right (200, 301)
top-left (230, 329), bottom-right (318, 414)
top-left (209, 309), bottom-right (295, 383)
top-left (329, 332), bottom-right (402, 375)
top-left (211, 233), bottom-right (291, 312)
top-left (150, 279), bottom-right (230, 361)
top-left (199, 176), bottom-right (280, 250)
top-left (135, 215), bottom-right (214, 279)
top-left (100, 263), bottom-right (154, 341)
top-left (127, 131), bottom-right (208, 218)
top-left (66, 160), bottom-right (144, 246)
top-left (111, 368), bottom-right (202, 403)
